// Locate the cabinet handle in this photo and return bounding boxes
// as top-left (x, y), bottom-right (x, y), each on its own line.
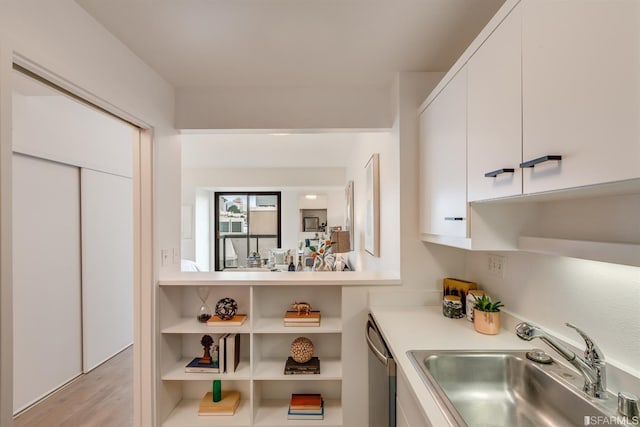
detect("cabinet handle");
top-left (444, 217), bottom-right (465, 221)
top-left (484, 168), bottom-right (515, 178)
top-left (520, 155), bottom-right (562, 168)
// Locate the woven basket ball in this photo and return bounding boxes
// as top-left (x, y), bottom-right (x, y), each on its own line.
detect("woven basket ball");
top-left (290, 336), bottom-right (314, 363)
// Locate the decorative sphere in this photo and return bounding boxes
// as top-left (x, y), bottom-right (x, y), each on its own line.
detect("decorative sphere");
top-left (290, 336), bottom-right (314, 363)
top-left (214, 297), bottom-right (238, 320)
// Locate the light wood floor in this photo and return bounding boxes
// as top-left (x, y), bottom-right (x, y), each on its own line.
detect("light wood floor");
top-left (13, 346), bottom-right (133, 427)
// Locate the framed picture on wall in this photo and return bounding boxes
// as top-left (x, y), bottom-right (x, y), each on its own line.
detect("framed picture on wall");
top-left (345, 180), bottom-right (354, 250)
top-left (364, 153), bottom-right (380, 257)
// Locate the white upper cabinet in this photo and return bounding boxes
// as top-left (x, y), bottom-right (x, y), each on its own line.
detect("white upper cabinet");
top-left (467, 3), bottom-right (523, 202)
top-left (419, 67), bottom-right (468, 239)
top-left (521, 0), bottom-right (640, 194)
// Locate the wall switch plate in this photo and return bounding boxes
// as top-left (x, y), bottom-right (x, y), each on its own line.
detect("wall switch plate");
top-left (487, 254), bottom-right (506, 277)
top-left (161, 249), bottom-right (169, 266)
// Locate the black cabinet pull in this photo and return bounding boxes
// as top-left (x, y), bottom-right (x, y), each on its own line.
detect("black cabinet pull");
top-left (444, 217), bottom-right (465, 221)
top-left (520, 155), bottom-right (562, 168)
top-left (485, 168), bottom-right (515, 178)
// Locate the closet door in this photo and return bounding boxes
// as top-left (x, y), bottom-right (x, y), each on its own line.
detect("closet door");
top-left (12, 154), bottom-right (82, 413)
top-left (81, 168), bottom-right (133, 372)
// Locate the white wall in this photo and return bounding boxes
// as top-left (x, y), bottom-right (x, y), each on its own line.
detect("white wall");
top-left (465, 251), bottom-right (640, 393)
top-left (345, 131), bottom-right (400, 272)
top-left (0, 1), bottom-right (176, 425)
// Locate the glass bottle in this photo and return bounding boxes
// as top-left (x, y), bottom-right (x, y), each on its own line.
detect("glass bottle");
top-left (196, 287), bottom-right (212, 323)
top-left (296, 256), bottom-right (303, 272)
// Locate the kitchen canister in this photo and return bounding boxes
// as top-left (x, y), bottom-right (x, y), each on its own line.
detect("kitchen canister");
top-left (466, 290), bottom-right (489, 322)
top-left (443, 295), bottom-right (464, 319)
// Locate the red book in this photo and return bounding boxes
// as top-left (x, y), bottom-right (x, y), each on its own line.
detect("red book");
top-left (290, 393), bottom-right (323, 410)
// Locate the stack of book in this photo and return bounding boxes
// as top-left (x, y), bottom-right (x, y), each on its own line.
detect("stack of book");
top-left (284, 356), bottom-right (320, 375)
top-left (198, 390), bottom-right (241, 416)
top-left (184, 356), bottom-right (219, 373)
top-left (283, 310), bottom-right (320, 327)
top-left (185, 333), bottom-right (241, 374)
top-left (287, 393), bottom-right (324, 420)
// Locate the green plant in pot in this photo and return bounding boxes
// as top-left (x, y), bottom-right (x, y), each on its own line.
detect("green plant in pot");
top-left (473, 295), bottom-right (504, 335)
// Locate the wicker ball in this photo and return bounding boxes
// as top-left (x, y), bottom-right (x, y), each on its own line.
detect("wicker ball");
top-left (290, 336), bottom-right (314, 363)
top-left (214, 297), bottom-right (238, 320)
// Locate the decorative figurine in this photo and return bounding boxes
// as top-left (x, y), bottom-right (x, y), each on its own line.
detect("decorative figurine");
top-left (290, 301), bottom-right (311, 316)
top-left (290, 336), bottom-right (314, 363)
top-left (199, 334), bottom-right (214, 364)
top-left (215, 297), bottom-right (238, 320)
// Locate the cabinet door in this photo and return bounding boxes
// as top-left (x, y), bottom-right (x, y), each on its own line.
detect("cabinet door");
top-left (397, 367), bottom-right (432, 427)
top-left (522, 0), bottom-right (640, 194)
top-left (468, 3), bottom-right (523, 202)
top-left (419, 68), bottom-right (468, 238)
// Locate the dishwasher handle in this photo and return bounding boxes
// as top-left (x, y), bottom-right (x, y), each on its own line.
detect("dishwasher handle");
top-left (366, 318), bottom-right (391, 366)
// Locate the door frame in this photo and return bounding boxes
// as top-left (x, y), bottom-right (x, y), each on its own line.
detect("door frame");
top-left (0, 52), bottom-right (155, 427)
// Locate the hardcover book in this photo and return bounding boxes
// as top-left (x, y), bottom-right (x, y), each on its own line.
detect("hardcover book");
top-left (283, 311), bottom-right (321, 322)
top-left (284, 356), bottom-right (320, 374)
top-left (198, 391), bottom-right (240, 416)
top-left (207, 314), bottom-right (247, 326)
top-left (184, 357), bottom-right (219, 373)
top-left (288, 400), bottom-right (324, 420)
top-left (225, 333), bottom-right (241, 373)
top-left (289, 393), bottom-right (323, 410)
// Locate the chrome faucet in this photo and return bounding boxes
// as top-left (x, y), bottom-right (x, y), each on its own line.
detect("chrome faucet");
top-left (515, 322), bottom-right (607, 399)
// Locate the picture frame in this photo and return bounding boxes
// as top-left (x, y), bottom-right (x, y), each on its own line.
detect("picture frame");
top-left (345, 180), bottom-right (354, 250)
top-left (364, 154), bottom-right (380, 257)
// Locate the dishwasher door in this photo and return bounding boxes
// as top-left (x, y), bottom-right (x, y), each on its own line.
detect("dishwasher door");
top-left (367, 313), bottom-right (396, 427)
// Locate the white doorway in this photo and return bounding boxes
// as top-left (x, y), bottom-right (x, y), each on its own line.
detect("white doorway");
top-left (11, 69), bottom-right (137, 415)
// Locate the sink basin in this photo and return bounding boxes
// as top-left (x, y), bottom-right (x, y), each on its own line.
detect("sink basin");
top-left (408, 350), bottom-right (625, 427)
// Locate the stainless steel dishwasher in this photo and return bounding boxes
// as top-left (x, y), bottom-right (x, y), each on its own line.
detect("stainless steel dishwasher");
top-left (366, 313), bottom-right (396, 427)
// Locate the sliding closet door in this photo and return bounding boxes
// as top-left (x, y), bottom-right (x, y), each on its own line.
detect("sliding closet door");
top-left (81, 168), bottom-right (133, 372)
top-left (12, 154), bottom-right (83, 413)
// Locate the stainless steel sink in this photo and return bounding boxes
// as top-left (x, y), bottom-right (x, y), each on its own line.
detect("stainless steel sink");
top-left (407, 350), bottom-right (628, 427)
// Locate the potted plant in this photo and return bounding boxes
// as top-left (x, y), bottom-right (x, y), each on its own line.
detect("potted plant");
top-left (473, 295), bottom-right (504, 335)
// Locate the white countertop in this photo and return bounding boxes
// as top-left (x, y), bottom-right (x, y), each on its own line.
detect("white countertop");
top-left (369, 305), bottom-right (532, 426)
top-left (159, 270), bottom-right (401, 286)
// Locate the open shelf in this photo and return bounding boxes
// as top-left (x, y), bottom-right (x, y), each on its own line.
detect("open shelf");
top-left (253, 399), bottom-right (342, 426)
top-left (162, 358), bottom-right (252, 381)
top-left (252, 317), bottom-right (341, 334)
top-left (162, 397), bottom-right (251, 427)
top-left (253, 358), bottom-right (342, 380)
top-left (162, 317), bottom-right (251, 334)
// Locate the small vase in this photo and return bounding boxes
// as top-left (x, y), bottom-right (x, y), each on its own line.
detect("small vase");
top-left (473, 310), bottom-right (501, 335)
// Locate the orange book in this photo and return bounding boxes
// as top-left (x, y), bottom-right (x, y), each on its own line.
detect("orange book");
top-left (283, 311), bottom-right (321, 322)
top-left (289, 393), bottom-right (323, 410)
top-left (206, 314), bottom-right (247, 326)
top-left (198, 391), bottom-right (240, 416)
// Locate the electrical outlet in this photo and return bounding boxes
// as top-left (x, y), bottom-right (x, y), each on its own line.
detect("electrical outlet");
top-left (487, 254), bottom-right (506, 277)
top-left (172, 248), bottom-right (180, 264)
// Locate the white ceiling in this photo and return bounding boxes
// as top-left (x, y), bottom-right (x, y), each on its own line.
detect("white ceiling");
top-left (75, 0), bottom-right (505, 89)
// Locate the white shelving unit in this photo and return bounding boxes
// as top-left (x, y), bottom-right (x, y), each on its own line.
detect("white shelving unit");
top-left (158, 282), bottom-right (345, 426)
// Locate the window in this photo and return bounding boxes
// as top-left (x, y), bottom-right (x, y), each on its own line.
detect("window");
top-left (214, 192), bottom-right (281, 271)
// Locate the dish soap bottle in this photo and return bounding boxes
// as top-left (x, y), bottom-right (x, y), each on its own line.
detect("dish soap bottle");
top-left (288, 256), bottom-right (296, 271)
